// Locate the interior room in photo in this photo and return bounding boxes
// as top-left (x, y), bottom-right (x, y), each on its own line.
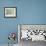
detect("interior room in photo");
top-left (18, 25), bottom-right (46, 46)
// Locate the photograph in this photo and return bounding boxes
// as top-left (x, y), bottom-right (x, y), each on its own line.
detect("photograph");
top-left (4, 7), bottom-right (17, 18)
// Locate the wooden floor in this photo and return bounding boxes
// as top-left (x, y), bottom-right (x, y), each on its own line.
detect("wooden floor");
top-left (0, 40), bottom-right (46, 46)
top-left (19, 39), bottom-right (46, 46)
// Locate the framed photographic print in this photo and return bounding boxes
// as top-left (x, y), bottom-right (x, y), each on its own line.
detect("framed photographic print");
top-left (4, 7), bottom-right (17, 18)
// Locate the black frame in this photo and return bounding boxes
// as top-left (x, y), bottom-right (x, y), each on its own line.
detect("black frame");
top-left (4, 7), bottom-right (17, 18)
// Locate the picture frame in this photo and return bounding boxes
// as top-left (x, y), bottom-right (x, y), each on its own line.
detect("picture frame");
top-left (4, 7), bottom-right (17, 18)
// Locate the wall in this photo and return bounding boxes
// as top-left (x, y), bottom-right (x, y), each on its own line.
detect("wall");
top-left (19, 0), bottom-right (46, 24)
top-left (21, 25), bottom-right (46, 30)
top-left (0, 0), bottom-right (46, 44)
